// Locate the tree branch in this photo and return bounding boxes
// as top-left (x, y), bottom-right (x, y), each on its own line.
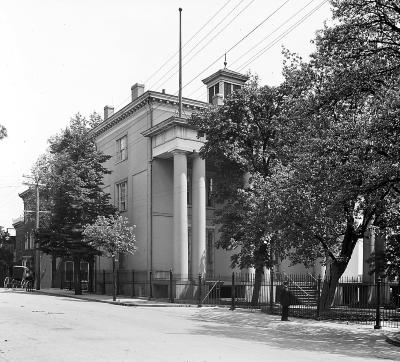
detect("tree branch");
top-left (315, 235), bottom-right (338, 263)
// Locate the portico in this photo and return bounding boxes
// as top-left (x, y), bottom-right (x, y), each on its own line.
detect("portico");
top-left (143, 116), bottom-right (206, 279)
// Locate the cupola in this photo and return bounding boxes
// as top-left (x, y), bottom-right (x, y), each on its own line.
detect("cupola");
top-left (202, 68), bottom-right (248, 105)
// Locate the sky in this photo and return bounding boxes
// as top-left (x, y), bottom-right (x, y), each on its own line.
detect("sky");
top-left (0, 0), bottom-right (333, 228)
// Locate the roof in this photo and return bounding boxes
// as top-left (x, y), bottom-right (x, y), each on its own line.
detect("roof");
top-left (90, 91), bottom-right (208, 138)
top-left (201, 68), bottom-right (249, 86)
top-left (141, 116), bottom-right (194, 138)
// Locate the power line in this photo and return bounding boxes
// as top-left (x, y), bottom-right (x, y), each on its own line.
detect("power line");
top-left (149, 0), bottom-right (248, 91)
top-left (229, 0), bottom-right (315, 69)
top-left (114, 0), bottom-right (235, 111)
top-left (182, 0), bottom-right (291, 92)
top-left (144, 0), bottom-right (233, 86)
top-left (236, 0), bottom-right (328, 72)
top-left (142, 1), bottom-right (291, 125)
top-left (186, 0), bottom-right (319, 100)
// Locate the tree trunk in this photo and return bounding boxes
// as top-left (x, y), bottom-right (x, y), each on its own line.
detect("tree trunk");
top-left (74, 256), bottom-right (82, 295)
top-left (88, 257), bottom-right (94, 293)
top-left (319, 261), bottom-right (347, 311)
top-left (251, 266), bottom-right (264, 307)
top-left (112, 256), bottom-right (116, 301)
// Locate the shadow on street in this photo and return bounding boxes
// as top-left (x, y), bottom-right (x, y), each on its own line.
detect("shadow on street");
top-left (188, 309), bottom-right (400, 361)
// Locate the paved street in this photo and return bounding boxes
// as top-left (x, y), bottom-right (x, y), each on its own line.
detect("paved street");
top-left (0, 290), bottom-right (399, 362)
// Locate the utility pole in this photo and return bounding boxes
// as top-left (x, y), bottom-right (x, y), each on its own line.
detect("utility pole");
top-left (23, 175), bottom-right (46, 291)
top-left (35, 183), bottom-right (40, 290)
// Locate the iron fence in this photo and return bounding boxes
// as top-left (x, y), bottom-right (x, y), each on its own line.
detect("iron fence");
top-left (52, 267), bottom-right (400, 328)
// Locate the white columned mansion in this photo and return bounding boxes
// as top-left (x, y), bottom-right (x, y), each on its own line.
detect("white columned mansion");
top-left (90, 67), bottom-right (365, 296)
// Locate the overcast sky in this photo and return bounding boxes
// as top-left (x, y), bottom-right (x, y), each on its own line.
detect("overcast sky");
top-left (0, 0), bottom-right (332, 229)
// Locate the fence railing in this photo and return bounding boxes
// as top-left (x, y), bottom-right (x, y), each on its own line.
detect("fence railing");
top-left (53, 268), bottom-right (400, 329)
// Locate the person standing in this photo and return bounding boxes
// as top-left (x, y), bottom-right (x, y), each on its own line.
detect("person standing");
top-left (279, 281), bottom-right (291, 321)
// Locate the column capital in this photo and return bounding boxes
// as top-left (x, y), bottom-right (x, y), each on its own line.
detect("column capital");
top-left (190, 151), bottom-right (203, 159)
top-left (172, 149), bottom-right (188, 156)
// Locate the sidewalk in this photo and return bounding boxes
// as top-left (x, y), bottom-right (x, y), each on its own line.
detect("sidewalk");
top-left (36, 288), bottom-right (193, 307)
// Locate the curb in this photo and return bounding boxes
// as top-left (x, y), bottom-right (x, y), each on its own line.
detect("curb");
top-left (33, 290), bottom-right (193, 308)
top-left (386, 333), bottom-right (400, 347)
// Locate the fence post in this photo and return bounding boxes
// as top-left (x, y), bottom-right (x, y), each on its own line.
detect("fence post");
top-left (270, 269), bottom-right (274, 313)
top-left (131, 270), bottom-right (135, 297)
top-left (102, 269), bottom-right (106, 295)
top-left (316, 275), bottom-right (322, 320)
top-left (169, 269), bottom-right (174, 303)
top-left (198, 274), bottom-right (202, 307)
top-left (231, 272), bottom-right (236, 311)
top-left (149, 270), bottom-right (153, 300)
top-left (374, 276), bottom-right (382, 329)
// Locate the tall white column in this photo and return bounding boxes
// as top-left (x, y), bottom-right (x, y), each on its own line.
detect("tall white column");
top-left (191, 153), bottom-right (206, 277)
top-left (173, 151), bottom-right (188, 279)
top-left (363, 226), bottom-right (375, 283)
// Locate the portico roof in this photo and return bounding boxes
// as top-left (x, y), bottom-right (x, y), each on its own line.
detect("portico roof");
top-left (141, 116), bottom-right (196, 138)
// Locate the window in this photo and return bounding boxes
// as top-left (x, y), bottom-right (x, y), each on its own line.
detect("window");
top-left (206, 230), bottom-right (214, 276)
top-left (25, 232), bottom-right (34, 250)
top-left (207, 177), bottom-right (214, 207)
top-left (224, 82), bottom-right (241, 98)
top-left (65, 261), bottom-right (74, 282)
top-left (233, 84), bottom-right (241, 92)
top-left (80, 261), bottom-right (89, 282)
top-left (30, 232), bottom-right (34, 249)
top-left (116, 181), bottom-right (127, 212)
top-left (208, 83), bottom-right (220, 104)
top-left (116, 135), bottom-right (128, 162)
top-left (224, 82), bottom-right (232, 97)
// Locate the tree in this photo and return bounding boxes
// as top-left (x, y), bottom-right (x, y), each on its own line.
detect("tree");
top-left (83, 214), bottom-right (136, 301)
top-left (36, 113), bottom-right (116, 295)
top-left (277, 1), bottom-right (400, 309)
top-left (0, 125), bottom-right (6, 140)
top-left (0, 227), bottom-right (13, 279)
top-left (191, 79), bottom-right (287, 304)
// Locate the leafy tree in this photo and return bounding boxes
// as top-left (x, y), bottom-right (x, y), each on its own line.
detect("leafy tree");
top-left (36, 113), bottom-right (116, 295)
top-left (83, 214), bottom-right (136, 301)
top-left (0, 125), bottom-right (6, 140)
top-left (278, 1), bottom-right (400, 309)
top-left (191, 79), bottom-right (287, 304)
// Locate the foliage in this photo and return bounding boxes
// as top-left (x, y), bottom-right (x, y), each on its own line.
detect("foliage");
top-left (35, 113), bottom-right (116, 258)
top-left (0, 125), bottom-right (6, 140)
top-left (191, 80), bottom-right (286, 271)
top-left (0, 227), bottom-right (14, 268)
top-left (83, 214), bottom-right (136, 258)
top-left (275, 1), bottom-right (400, 309)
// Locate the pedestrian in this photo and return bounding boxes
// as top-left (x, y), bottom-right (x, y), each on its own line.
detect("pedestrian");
top-left (25, 268), bottom-right (34, 292)
top-left (279, 281), bottom-right (291, 321)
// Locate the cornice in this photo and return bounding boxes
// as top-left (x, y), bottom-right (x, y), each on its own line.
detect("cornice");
top-left (91, 91), bottom-right (208, 138)
top-left (202, 68), bottom-right (249, 85)
top-left (142, 116), bottom-right (195, 138)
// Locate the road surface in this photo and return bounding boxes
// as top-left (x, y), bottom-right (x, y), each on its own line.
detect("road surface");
top-left (0, 290), bottom-right (398, 361)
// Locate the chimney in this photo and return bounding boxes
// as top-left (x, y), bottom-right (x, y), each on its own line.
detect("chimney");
top-left (104, 105), bottom-right (114, 120)
top-left (131, 83), bottom-right (144, 101)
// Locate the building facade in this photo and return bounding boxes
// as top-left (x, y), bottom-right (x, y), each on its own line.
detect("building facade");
top-left (90, 69), bottom-right (253, 285)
